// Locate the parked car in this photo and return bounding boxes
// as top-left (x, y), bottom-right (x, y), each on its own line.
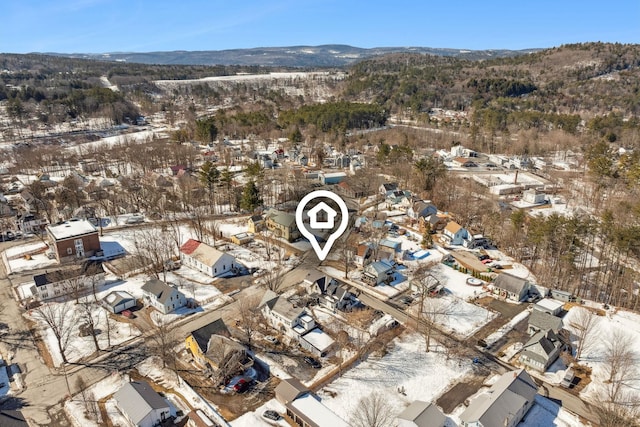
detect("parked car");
top-left (233, 378), bottom-right (250, 393)
top-left (399, 296), bottom-right (414, 305)
top-left (262, 410), bottom-right (282, 421)
top-left (477, 254), bottom-right (490, 261)
top-left (481, 258), bottom-right (493, 264)
top-left (264, 335), bottom-right (279, 345)
top-left (304, 356), bottom-right (321, 369)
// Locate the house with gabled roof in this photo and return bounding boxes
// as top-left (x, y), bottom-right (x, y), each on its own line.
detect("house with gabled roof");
top-left (362, 260), bottom-right (394, 286)
top-left (442, 221), bottom-right (468, 246)
top-left (141, 279), bottom-right (186, 314)
top-left (528, 310), bottom-right (563, 335)
top-left (460, 369), bottom-right (537, 427)
top-left (265, 209), bottom-right (300, 242)
top-left (397, 400), bottom-right (446, 427)
top-left (354, 242), bottom-right (373, 267)
top-left (408, 201), bottom-right (438, 220)
top-left (114, 380), bottom-right (171, 427)
top-left (304, 270), bottom-right (355, 312)
top-left (520, 329), bottom-right (570, 372)
top-left (31, 261), bottom-right (105, 302)
top-left (185, 318), bottom-right (252, 375)
top-left (492, 273), bottom-right (531, 302)
top-left (379, 182), bottom-right (398, 197)
top-left (180, 238), bottom-right (239, 278)
top-left (275, 378), bottom-right (348, 427)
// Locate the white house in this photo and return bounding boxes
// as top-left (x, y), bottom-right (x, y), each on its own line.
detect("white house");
top-left (141, 279), bottom-right (186, 314)
top-left (180, 239), bottom-right (240, 278)
top-left (114, 380), bottom-right (171, 427)
top-left (31, 262), bottom-right (105, 302)
top-left (259, 290), bottom-right (315, 339)
top-left (442, 221), bottom-right (468, 246)
top-left (362, 261), bottom-right (394, 286)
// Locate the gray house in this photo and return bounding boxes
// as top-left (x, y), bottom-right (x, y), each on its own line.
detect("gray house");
top-left (141, 279), bottom-right (187, 314)
top-left (528, 310), bottom-right (563, 336)
top-left (460, 369), bottom-right (537, 427)
top-left (362, 260), bottom-right (394, 286)
top-left (397, 400), bottom-right (446, 427)
top-left (520, 329), bottom-right (570, 372)
top-left (408, 201), bottom-right (438, 220)
top-left (114, 380), bottom-right (170, 427)
top-left (492, 273), bottom-right (531, 302)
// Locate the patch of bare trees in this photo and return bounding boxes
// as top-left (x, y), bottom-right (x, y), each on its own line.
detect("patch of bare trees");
top-left (568, 308), bottom-right (599, 360)
top-left (33, 302), bottom-right (75, 364)
top-left (351, 391), bottom-right (395, 427)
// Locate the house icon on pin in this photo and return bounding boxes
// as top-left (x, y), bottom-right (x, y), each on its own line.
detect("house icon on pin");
top-left (308, 202), bottom-right (337, 229)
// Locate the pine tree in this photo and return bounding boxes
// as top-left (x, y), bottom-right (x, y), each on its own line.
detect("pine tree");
top-left (240, 181), bottom-right (262, 212)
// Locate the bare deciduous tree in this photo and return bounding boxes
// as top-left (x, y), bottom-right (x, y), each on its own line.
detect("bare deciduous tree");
top-left (79, 302), bottom-right (100, 353)
top-left (148, 320), bottom-right (178, 369)
top-left (569, 308), bottom-right (599, 360)
top-left (260, 262), bottom-right (285, 292)
top-left (236, 296), bottom-right (260, 348)
top-left (418, 297), bottom-right (453, 352)
top-left (603, 330), bottom-right (637, 404)
top-left (351, 391), bottom-right (395, 427)
top-left (132, 228), bottom-right (176, 282)
top-left (33, 302), bottom-right (75, 364)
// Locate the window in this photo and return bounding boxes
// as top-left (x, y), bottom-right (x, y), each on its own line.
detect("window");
top-left (67, 247), bottom-right (73, 255)
top-left (214, 268), bottom-right (217, 274)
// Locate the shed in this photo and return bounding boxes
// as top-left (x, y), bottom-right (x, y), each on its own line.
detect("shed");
top-left (533, 298), bottom-right (564, 316)
top-left (103, 291), bottom-right (136, 314)
top-left (231, 232), bottom-right (254, 245)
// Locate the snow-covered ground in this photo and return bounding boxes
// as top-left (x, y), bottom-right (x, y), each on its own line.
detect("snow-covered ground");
top-left (316, 332), bottom-right (471, 421)
top-left (231, 398), bottom-right (288, 427)
top-left (29, 301), bottom-right (140, 367)
top-left (65, 372), bottom-right (127, 427)
top-left (564, 306), bottom-right (640, 405)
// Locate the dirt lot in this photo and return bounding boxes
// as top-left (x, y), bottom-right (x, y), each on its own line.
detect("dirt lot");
top-left (437, 372), bottom-right (489, 413)
top-left (472, 297), bottom-right (529, 353)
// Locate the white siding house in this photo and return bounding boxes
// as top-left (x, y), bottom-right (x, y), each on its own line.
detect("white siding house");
top-left (180, 239), bottom-right (240, 278)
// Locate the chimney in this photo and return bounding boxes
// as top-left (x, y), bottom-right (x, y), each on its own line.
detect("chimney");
top-left (514, 170), bottom-right (519, 185)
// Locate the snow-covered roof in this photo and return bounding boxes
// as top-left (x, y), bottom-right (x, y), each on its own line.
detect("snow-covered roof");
top-left (47, 219), bottom-right (97, 240)
top-left (534, 298), bottom-right (564, 313)
top-left (301, 328), bottom-right (334, 352)
top-left (288, 394), bottom-right (348, 427)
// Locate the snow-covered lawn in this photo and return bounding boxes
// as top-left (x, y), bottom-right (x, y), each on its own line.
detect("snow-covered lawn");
top-left (564, 306), bottom-right (640, 404)
top-left (29, 301), bottom-right (140, 367)
top-left (65, 372), bottom-right (127, 427)
top-left (520, 395), bottom-right (584, 427)
top-left (5, 241), bottom-right (57, 274)
top-left (231, 398), bottom-right (288, 427)
top-left (316, 332), bottom-right (471, 421)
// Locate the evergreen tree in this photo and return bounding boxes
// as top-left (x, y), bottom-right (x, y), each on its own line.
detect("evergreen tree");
top-left (240, 181), bottom-right (262, 212)
top-left (198, 161), bottom-right (220, 212)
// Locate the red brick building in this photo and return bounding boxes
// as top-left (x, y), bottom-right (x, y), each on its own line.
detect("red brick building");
top-left (47, 219), bottom-right (100, 262)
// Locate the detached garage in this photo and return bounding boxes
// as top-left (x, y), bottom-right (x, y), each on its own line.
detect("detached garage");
top-left (104, 291), bottom-right (136, 314)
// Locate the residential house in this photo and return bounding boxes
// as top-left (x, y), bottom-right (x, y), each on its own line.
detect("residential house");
top-left (452, 157), bottom-right (478, 168)
top-left (386, 190), bottom-right (412, 209)
top-left (520, 329), bottom-right (570, 372)
top-left (141, 279), bottom-right (186, 314)
top-left (459, 369), bottom-right (537, 427)
top-left (260, 290), bottom-right (333, 356)
top-left (265, 209), bottom-right (300, 242)
top-left (17, 213), bottom-right (48, 234)
top-left (336, 181), bottom-right (366, 199)
top-left (185, 319), bottom-right (251, 374)
top-left (275, 378), bottom-right (349, 427)
top-left (354, 243), bottom-right (373, 267)
top-left (442, 221), bottom-right (469, 246)
top-left (247, 215), bottom-right (264, 233)
top-left (397, 400), bottom-right (446, 427)
top-left (31, 261), bottom-right (105, 302)
top-left (522, 189), bottom-right (546, 204)
top-left (47, 219), bottom-right (101, 262)
top-left (304, 270), bottom-right (355, 312)
top-left (362, 261), bottom-right (394, 286)
top-left (408, 201), bottom-right (438, 220)
top-left (379, 238), bottom-right (403, 261)
top-left (180, 239), bottom-right (240, 278)
top-left (114, 380), bottom-right (171, 427)
top-left (492, 273), bottom-right (531, 302)
top-left (103, 291), bottom-right (136, 314)
top-left (379, 182), bottom-right (398, 197)
top-left (528, 310), bottom-right (563, 336)
top-left (419, 214), bottom-right (447, 233)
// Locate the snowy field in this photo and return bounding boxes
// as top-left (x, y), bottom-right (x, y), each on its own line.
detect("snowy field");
top-left (65, 372), bottom-right (127, 427)
top-left (564, 306), bottom-right (640, 405)
top-left (316, 332), bottom-right (471, 423)
top-left (29, 301), bottom-right (140, 367)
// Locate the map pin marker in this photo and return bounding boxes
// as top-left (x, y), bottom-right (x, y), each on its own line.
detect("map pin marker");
top-left (296, 190), bottom-right (349, 261)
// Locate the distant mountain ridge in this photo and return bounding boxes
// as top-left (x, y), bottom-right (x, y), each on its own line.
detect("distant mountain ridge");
top-left (46, 44), bottom-right (541, 67)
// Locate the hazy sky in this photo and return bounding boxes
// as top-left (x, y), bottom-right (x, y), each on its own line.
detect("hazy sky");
top-left (2, 0), bottom-right (638, 53)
